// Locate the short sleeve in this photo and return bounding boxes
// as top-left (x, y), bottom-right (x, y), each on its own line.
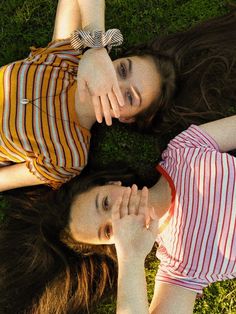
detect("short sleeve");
top-left (26, 39), bottom-right (82, 67)
top-left (166, 125), bottom-right (220, 152)
top-left (26, 157), bottom-right (82, 189)
top-left (155, 265), bottom-right (208, 294)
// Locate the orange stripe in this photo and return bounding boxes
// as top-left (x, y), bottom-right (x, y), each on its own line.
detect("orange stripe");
top-left (0, 66), bottom-right (6, 135)
top-left (25, 64), bottom-right (41, 154)
top-left (40, 64), bottom-right (58, 166)
top-left (54, 69), bottom-right (73, 168)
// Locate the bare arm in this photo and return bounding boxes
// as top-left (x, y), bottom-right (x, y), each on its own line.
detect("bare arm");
top-left (52, 0), bottom-right (124, 126)
top-left (112, 187), bottom-right (197, 314)
top-left (199, 115), bottom-right (236, 152)
top-left (52, 0), bottom-right (105, 41)
top-left (0, 163), bottom-right (44, 192)
top-left (149, 282), bottom-right (196, 314)
top-left (117, 261), bottom-right (197, 314)
top-left (117, 258), bottom-right (149, 314)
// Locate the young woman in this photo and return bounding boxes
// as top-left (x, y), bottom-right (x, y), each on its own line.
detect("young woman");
top-left (1, 0), bottom-right (236, 191)
top-left (85, 7), bottom-right (236, 136)
top-left (1, 114), bottom-right (235, 313)
top-left (0, 0), bottom-right (162, 191)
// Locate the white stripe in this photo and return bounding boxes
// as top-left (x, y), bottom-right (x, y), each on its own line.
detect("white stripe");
top-left (34, 65), bottom-right (50, 160)
top-left (197, 152), bottom-right (217, 278)
top-left (47, 67), bottom-right (65, 167)
top-left (61, 72), bottom-right (80, 167)
top-left (18, 64), bottom-right (32, 151)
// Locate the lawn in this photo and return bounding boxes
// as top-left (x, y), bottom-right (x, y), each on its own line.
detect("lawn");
top-left (0, 0), bottom-right (236, 313)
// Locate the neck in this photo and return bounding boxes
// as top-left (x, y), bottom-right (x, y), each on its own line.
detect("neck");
top-left (75, 89), bottom-right (97, 129)
top-left (148, 175), bottom-right (172, 220)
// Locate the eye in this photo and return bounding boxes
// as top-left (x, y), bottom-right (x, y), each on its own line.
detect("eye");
top-left (104, 224), bottom-right (112, 240)
top-left (119, 62), bottom-right (127, 79)
top-left (126, 90), bottom-right (133, 105)
top-left (102, 196), bottom-right (109, 211)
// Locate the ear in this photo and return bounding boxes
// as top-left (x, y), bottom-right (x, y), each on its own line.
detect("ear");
top-left (106, 181), bottom-right (122, 186)
top-left (118, 117), bottom-right (135, 124)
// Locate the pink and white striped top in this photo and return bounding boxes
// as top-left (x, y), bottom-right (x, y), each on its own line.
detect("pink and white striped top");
top-left (156, 125), bottom-right (236, 293)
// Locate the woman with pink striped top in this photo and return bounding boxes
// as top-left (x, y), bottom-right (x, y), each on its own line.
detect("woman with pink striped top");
top-left (67, 115), bottom-right (236, 313)
top-left (1, 115), bottom-right (235, 313)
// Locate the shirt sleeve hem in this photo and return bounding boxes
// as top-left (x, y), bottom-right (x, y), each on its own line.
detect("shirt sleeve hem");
top-left (26, 160), bottom-right (63, 190)
top-left (190, 124), bottom-right (220, 151)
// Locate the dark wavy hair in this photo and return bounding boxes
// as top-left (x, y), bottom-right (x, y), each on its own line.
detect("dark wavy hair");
top-left (0, 168), bottom-right (138, 314)
top-left (122, 7), bottom-right (236, 136)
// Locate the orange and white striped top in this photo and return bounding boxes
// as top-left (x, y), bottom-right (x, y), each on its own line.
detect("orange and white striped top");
top-left (0, 40), bottom-right (91, 189)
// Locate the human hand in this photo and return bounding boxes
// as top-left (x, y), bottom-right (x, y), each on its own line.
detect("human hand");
top-left (112, 185), bottom-right (159, 262)
top-left (77, 48), bottom-right (125, 126)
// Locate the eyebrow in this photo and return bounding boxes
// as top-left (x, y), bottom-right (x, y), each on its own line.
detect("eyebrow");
top-left (127, 58), bottom-right (143, 107)
top-left (98, 226), bottom-right (102, 240)
top-left (95, 193), bottom-right (102, 240)
top-left (127, 58), bottom-right (132, 73)
top-left (95, 193), bottom-right (99, 213)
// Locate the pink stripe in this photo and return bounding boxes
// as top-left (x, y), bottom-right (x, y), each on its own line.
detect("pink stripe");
top-left (177, 149), bottom-right (201, 271)
top-left (189, 152), bottom-right (209, 277)
top-left (214, 155), bottom-right (231, 274)
top-left (168, 148), bottom-right (185, 268)
top-left (221, 156), bottom-right (236, 274)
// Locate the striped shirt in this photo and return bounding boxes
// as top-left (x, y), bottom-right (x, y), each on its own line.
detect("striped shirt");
top-left (155, 125), bottom-right (236, 293)
top-left (0, 40), bottom-right (90, 189)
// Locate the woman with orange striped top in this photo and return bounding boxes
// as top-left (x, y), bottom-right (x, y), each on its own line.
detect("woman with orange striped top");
top-left (0, 0), bottom-right (162, 191)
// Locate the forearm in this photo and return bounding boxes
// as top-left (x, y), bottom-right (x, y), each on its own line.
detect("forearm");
top-left (199, 115), bottom-right (236, 152)
top-left (52, 0), bottom-right (105, 41)
top-left (0, 163), bottom-right (43, 192)
top-left (53, 0), bottom-right (81, 40)
top-left (77, 0), bottom-right (105, 31)
top-left (116, 258), bottom-right (149, 314)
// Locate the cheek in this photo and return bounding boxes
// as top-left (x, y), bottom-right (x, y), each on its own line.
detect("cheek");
top-left (119, 106), bottom-right (133, 118)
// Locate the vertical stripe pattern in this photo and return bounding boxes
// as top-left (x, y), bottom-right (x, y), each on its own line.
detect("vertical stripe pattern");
top-left (0, 40), bottom-right (90, 189)
top-left (156, 125), bottom-right (236, 293)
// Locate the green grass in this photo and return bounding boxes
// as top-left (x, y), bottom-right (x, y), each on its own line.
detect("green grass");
top-left (0, 0), bottom-right (236, 313)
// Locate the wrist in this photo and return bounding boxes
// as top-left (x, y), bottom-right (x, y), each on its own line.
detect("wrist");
top-left (117, 253), bottom-right (145, 266)
top-left (82, 47), bottom-right (108, 56)
top-left (70, 29), bottom-right (123, 53)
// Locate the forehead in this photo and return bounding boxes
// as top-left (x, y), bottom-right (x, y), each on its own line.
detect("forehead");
top-left (120, 55), bottom-right (161, 114)
top-left (69, 187), bottom-right (98, 243)
top-left (70, 187), bottom-right (97, 218)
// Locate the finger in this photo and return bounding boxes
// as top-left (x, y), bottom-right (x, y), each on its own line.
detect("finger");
top-left (128, 184), bottom-right (138, 215)
top-left (111, 196), bottom-right (123, 221)
top-left (138, 187), bottom-right (149, 219)
top-left (77, 79), bottom-right (88, 103)
top-left (113, 83), bottom-right (125, 107)
top-left (91, 95), bottom-right (103, 123)
top-left (148, 219), bottom-right (159, 237)
top-left (100, 95), bottom-right (112, 126)
top-left (108, 92), bottom-right (120, 118)
top-left (146, 206), bottom-right (153, 227)
top-left (120, 187), bottom-right (131, 218)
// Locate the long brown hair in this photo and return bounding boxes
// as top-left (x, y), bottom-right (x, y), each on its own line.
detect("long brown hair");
top-left (123, 8), bottom-right (236, 137)
top-left (0, 169), bottom-right (139, 314)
